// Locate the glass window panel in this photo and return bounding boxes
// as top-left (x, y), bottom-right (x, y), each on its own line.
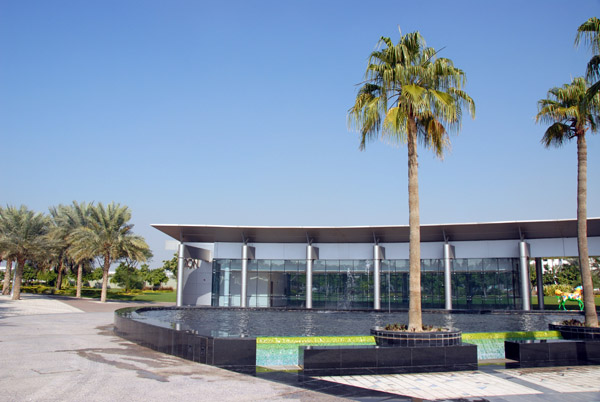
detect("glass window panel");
top-left (382, 260), bottom-right (394, 272)
top-left (339, 260), bottom-right (353, 273)
top-left (483, 259), bottom-right (498, 271)
top-left (468, 258), bottom-right (483, 272)
top-left (285, 260), bottom-right (299, 272)
top-left (326, 260), bottom-right (340, 272)
top-left (454, 259), bottom-right (468, 272)
top-left (257, 260), bottom-right (271, 271)
top-left (270, 260), bottom-right (284, 272)
top-left (314, 260), bottom-right (326, 272)
top-left (230, 259), bottom-right (242, 271)
top-left (396, 259), bottom-right (409, 272)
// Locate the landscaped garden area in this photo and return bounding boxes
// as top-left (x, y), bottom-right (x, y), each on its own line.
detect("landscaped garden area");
top-left (19, 285), bottom-right (176, 302)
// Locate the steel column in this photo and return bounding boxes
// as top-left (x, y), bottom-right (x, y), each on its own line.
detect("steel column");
top-left (241, 244), bottom-right (250, 308)
top-left (306, 245), bottom-right (316, 309)
top-left (535, 257), bottom-right (544, 310)
top-left (443, 243), bottom-right (455, 310)
top-left (176, 243), bottom-right (185, 307)
top-left (519, 241), bottom-right (531, 311)
top-left (373, 245), bottom-right (384, 310)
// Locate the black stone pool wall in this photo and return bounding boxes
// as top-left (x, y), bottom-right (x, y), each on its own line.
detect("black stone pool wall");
top-left (114, 308), bottom-right (256, 372)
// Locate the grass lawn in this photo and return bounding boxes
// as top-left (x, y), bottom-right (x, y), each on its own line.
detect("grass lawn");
top-left (530, 295), bottom-right (600, 310)
top-left (21, 285), bottom-right (176, 303)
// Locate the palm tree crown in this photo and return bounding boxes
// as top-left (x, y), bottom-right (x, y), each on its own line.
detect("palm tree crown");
top-left (0, 205), bottom-right (50, 299)
top-left (68, 202), bottom-right (151, 302)
top-left (349, 31), bottom-right (475, 153)
top-left (536, 77), bottom-right (599, 142)
top-left (50, 201), bottom-right (92, 297)
top-left (349, 29), bottom-right (474, 330)
top-left (575, 17), bottom-right (600, 97)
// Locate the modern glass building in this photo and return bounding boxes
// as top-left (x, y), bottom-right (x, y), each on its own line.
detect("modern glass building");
top-left (153, 218), bottom-right (600, 311)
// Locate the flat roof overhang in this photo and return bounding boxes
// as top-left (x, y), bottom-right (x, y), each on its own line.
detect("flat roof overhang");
top-left (152, 218), bottom-right (600, 244)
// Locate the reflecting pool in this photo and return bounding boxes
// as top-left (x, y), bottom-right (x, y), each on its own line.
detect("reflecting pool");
top-left (130, 307), bottom-right (581, 338)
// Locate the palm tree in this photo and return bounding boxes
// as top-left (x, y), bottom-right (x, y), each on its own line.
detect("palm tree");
top-left (0, 205), bottom-right (51, 300)
top-left (575, 17), bottom-right (600, 98)
top-left (50, 201), bottom-right (92, 298)
top-left (536, 77), bottom-right (599, 327)
top-left (68, 202), bottom-right (152, 302)
top-left (349, 29), bottom-right (475, 330)
top-left (2, 255), bottom-right (13, 295)
top-left (48, 207), bottom-right (70, 290)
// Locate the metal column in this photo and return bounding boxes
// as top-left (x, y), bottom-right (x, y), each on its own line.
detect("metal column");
top-left (535, 257), bottom-right (544, 310)
top-left (373, 245), bottom-right (384, 310)
top-left (241, 244), bottom-right (251, 308)
top-left (443, 243), bottom-right (455, 310)
top-left (306, 245), bottom-right (318, 309)
top-left (176, 243), bottom-right (185, 307)
top-left (519, 241), bottom-right (531, 311)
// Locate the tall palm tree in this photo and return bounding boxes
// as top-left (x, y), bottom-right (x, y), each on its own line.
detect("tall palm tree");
top-left (349, 29), bottom-right (475, 330)
top-left (0, 205), bottom-right (51, 300)
top-left (68, 202), bottom-right (152, 302)
top-left (48, 207), bottom-right (70, 290)
top-left (575, 17), bottom-right (600, 98)
top-left (50, 201), bottom-right (93, 298)
top-left (536, 77), bottom-right (599, 327)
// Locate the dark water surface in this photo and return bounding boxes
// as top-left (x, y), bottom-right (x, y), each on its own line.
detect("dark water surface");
top-left (131, 308), bottom-right (582, 338)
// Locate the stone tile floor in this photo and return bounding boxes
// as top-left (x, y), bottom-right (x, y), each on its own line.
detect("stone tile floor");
top-left (502, 365), bottom-right (600, 394)
top-left (313, 365), bottom-right (600, 400)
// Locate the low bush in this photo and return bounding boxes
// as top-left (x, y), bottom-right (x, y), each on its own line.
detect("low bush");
top-left (544, 284), bottom-right (576, 296)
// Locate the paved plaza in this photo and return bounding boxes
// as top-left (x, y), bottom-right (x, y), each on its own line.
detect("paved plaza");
top-left (316, 365), bottom-right (600, 400)
top-left (2, 294), bottom-right (600, 401)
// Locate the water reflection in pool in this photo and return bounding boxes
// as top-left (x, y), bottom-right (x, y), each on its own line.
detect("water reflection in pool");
top-left (132, 308), bottom-right (580, 337)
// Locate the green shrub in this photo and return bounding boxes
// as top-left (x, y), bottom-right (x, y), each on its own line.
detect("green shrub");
top-left (544, 284), bottom-right (576, 296)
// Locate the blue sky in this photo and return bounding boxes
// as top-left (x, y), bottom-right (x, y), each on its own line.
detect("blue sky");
top-left (1, 0), bottom-right (599, 267)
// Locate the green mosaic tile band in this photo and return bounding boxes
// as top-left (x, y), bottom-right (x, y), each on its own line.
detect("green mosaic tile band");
top-left (462, 331), bottom-right (561, 340)
top-left (257, 336), bottom-right (375, 344)
top-left (257, 331), bottom-right (561, 345)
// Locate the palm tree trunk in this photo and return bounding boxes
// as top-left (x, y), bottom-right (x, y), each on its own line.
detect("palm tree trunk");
top-left (11, 258), bottom-right (24, 300)
top-left (76, 263), bottom-right (83, 298)
top-left (407, 127), bottom-right (422, 331)
top-left (577, 134), bottom-right (598, 327)
top-left (100, 255), bottom-right (110, 303)
top-left (2, 257), bottom-right (12, 295)
top-left (55, 259), bottom-right (64, 290)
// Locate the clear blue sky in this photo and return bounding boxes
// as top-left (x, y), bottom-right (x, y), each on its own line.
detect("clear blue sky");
top-left (1, 0), bottom-right (599, 267)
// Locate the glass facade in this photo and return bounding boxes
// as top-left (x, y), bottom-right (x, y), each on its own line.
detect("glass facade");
top-left (212, 257), bottom-right (522, 310)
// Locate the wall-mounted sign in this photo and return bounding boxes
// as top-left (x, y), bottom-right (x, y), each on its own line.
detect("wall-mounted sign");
top-left (184, 258), bottom-right (202, 269)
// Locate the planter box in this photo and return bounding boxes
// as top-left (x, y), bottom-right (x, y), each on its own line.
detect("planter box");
top-left (505, 339), bottom-right (600, 367)
top-left (549, 323), bottom-right (600, 340)
top-left (300, 343), bottom-right (477, 376)
top-left (371, 327), bottom-right (462, 347)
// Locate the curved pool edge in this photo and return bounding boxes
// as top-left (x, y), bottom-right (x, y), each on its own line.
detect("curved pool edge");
top-left (114, 307), bottom-right (256, 373)
top-left (115, 306), bottom-right (569, 368)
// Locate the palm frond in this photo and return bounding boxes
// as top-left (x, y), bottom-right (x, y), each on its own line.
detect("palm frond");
top-left (575, 17), bottom-right (600, 54)
top-left (541, 123), bottom-right (572, 148)
top-left (348, 28), bottom-right (474, 156)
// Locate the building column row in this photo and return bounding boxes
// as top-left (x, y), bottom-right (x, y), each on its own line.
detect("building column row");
top-left (230, 241), bottom-right (534, 310)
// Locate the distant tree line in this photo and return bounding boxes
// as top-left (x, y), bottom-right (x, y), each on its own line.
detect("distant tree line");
top-left (0, 202), bottom-right (156, 302)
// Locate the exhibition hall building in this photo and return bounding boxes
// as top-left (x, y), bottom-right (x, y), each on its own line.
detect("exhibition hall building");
top-left (153, 218), bottom-right (600, 311)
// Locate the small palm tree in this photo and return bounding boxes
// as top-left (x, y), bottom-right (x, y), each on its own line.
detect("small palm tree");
top-left (349, 29), bottom-right (475, 330)
top-left (575, 17), bottom-right (600, 98)
top-left (51, 201), bottom-right (93, 298)
top-left (68, 202), bottom-right (152, 302)
top-left (536, 77), bottom-right (599, 327)
top-left (0, 205), bottom-right (51, 300)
